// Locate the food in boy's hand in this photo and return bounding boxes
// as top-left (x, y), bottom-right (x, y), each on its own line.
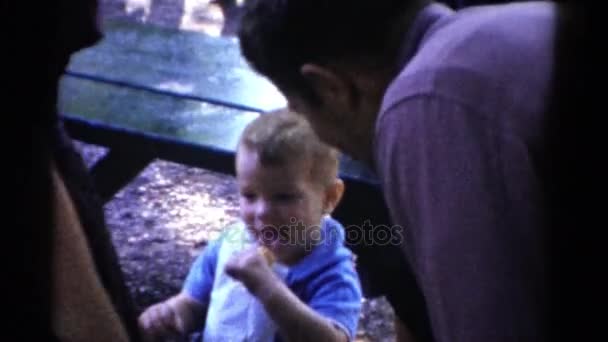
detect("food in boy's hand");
top-left (258, 245), bottom-right (276, 265)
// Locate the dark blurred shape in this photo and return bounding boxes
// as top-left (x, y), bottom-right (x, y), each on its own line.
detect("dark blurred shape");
top-left (213, 0), bottom-right (246, 36)
top-left (542, 1), bottom-right (599, 340)
top-left (4, 0), bottom-right (141, 340)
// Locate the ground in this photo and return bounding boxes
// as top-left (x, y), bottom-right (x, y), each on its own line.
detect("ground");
top-left (76, 1), bottom-right (398, 340)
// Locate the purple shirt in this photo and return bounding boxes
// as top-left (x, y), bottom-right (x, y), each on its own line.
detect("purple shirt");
top-left (374, 2), bottom-right (556, 341)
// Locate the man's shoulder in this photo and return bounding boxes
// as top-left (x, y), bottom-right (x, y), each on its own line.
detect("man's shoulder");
top-left (382, 1), bottom-right (557, 113)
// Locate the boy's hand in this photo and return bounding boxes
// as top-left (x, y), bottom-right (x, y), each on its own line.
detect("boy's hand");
top-left (138, 301), bottom-right (185, 342)
top-left (225, 246), bottom-right (279, 297)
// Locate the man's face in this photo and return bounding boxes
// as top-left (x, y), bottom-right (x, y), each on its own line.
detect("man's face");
top-left (287, 94), bottom-right (353, 156)
top-left (283, 65), bottom-right (383, 164)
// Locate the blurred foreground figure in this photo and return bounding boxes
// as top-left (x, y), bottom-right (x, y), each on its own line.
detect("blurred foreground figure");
top-left (4, 1), bottom-right (141, 340)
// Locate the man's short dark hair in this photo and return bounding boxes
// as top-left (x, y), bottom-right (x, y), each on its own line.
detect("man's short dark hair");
top-left (238, 0), bottom-right (416, 103)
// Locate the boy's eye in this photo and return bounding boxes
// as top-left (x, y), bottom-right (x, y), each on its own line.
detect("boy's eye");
top-left (241, 192), bottom-right (256, 201)
top-left (273, 193), bottom-right (298, 202)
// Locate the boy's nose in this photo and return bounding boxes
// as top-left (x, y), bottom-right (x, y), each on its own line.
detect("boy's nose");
top-left (254, 200), bottom-right (272, 221)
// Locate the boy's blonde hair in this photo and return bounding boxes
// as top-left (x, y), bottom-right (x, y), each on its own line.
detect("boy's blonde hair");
top-left (237, 109), bottom-right (339, 186)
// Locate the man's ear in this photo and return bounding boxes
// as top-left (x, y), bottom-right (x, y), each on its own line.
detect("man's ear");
top-left (323, 178), bottom-right (345, 215)
top-left (300, 63), bottom-right (352, 109)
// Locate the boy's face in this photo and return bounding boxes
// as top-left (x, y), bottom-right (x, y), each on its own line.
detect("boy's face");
top-left (236, 146), bottom-right (329, 265)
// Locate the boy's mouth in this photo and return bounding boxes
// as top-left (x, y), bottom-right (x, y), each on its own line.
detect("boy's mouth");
top-left (257, 226), bottom-right (291, 248)
top-left (258, 226), bottom-right (279, 245)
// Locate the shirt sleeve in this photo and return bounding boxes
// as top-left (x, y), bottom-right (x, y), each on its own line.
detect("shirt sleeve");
top-left (182, 236), bottom-right (222, 305)
top-left (375, 94), bottom-right (546, 341)
top-left (307, 261), bottom-right (363, 340)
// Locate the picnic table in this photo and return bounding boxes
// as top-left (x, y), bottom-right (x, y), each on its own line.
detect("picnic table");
top-left (59, 18), bottom-right (385, 226)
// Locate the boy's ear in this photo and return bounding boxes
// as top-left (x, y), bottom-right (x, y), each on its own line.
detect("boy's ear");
top-left (300, 63), bottom-right (352, 109)
top-left (324, 178), bottom-right (345, 215)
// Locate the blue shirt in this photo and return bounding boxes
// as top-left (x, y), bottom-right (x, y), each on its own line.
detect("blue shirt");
top-left (183, 216), bottom-right (362, 341)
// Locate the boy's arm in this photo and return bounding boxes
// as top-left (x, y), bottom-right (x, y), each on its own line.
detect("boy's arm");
top-left (138, 292), bottom-right (206, 339)
top-left (257, 279), bottom-right (349, 342)
top-left (226, 247), bottom-right (360, 342)
top-left (139, 237), bottom-right (221, 340)
top-left (166, 292), bottom-right (207, 334)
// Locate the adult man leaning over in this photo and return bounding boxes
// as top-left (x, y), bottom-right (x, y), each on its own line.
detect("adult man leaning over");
top-left (237, 0), bottom-right (588, 341)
